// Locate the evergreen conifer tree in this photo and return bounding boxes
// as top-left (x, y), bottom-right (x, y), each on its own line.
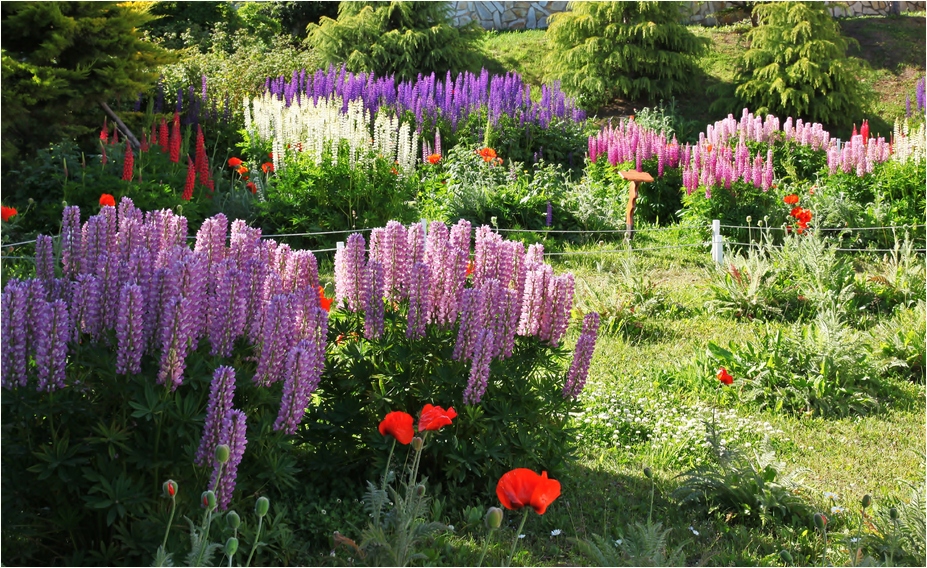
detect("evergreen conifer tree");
top-left (733, 1), bottom-right (869, 125)
top-left (547, 1), bottom-right (709, 109)
top-left (1, 1), bottom-right (172, 166)
top-left (307, 1), bottom-right (482, 81)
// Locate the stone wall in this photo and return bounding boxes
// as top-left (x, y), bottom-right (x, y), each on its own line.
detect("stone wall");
top-left (450, 1), bottom-right (927, 30)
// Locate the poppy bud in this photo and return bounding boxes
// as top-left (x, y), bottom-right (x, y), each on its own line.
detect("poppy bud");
top-left (643, 467), bottom-right (653, 479)
top-left (163, 479), bottom-right (178, 498)
top-left (225, 537), bottom-right (239, 557)
top-left (255, 496), bottom-right (270, 518)
top-left (202, 490), bottom-right (217, 510)
top-left (889, 507), bottom-right (898, 521)
top-left (861, 494), bottom-right (871, 509)
top-left (813, 512), bottom-right (827, 531)
top-left (215, 444), bottom-right (230, 464)
top-left (746, 216), bottom-right (752, 224)
top-left (411, 436), bottom-right (423, 452)
top-left (485, 507), bottom-right (504, 530)
top-left (226, 510), bottom-right (241, 529)
top-left (779, 549), bottom-right (793, 564)
top-left (415, 484), bottom-right (426, 497)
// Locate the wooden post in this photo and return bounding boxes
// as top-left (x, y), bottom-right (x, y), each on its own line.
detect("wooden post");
top-left (618, 170), bottom-right (654, 240)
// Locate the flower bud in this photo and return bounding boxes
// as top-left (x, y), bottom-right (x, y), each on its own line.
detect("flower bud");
top-left (813, 512), bottom-right (827, 531)
top-left (411, 436), bottom-right (423, 452)
top-left (415, 484), bottom-right (426, 497)
top-left (226, 510), bottom-right (241, 529)
top-left (643, 467), bottom-right (653, 479)
top-left (225, 537), bottom-right (239, 557)
top-left (255, 496), bottom-right (270, 518)
top-left (163, 479), bottom-right (178, 498)
top-left (215, 444), bottom-right (230, 464)
top-left (202, 490), bottom-right (217, 510)
top-left (889, 507), bottom-right (898, 521)
top-left (746, 216), bottom-right (752, 224)
top-left (485, 507), bottom-right (504, 530)
top-left (861, 494), bottom-right (871, 509)
top-left (779, 549), bottom-right (793, 564)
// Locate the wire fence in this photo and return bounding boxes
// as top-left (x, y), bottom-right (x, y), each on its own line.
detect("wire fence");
top-left (719, 223), bottom-right (926, 233)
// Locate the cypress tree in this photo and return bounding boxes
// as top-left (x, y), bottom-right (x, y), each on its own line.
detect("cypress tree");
top-left (734, 1), bottom-right (869, 125)
top-left (547, 1), bottom-right (709, 109)
top-left (1, 1), bottom-right (173, 166)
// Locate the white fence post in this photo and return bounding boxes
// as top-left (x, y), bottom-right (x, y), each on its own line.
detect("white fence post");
top-left (711, 220), bottom-right (724, 265)
top-left (336, 241), bottom-right (344, 253)
top-left (420, 218), bottom-right (428, 235)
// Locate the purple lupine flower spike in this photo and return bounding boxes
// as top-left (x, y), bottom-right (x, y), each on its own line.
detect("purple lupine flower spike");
top-left (61, 206), bottom-right (82, 277)
top-left (563, 312), bottom-right (601, 399)
top-left (334, 233), bottom-right (367, 311)
top-left (546, 202), bottom-right (553, 228)
top-left (463, 329), bottom-right (494, 405)
top-left (406, 262), bottom-right (432, 340)
top-left (157, 296), bottom-right (192, 391)
top-left (254, 293), bottom-right (295, 387)
top-left (196, 366), bottom-right (237, 466)
top-left (115, 284), bottom-right (145, 375)
top-left (35, 234), bottom-right (55, 283)
top-left (35, 299), bottom-right (70, 392)
top-left (213, 408), bottom-right (247, 511)
top-left (364, 260), bottom-right (385, 340)
top-left (274, 339), bottom-right (320, 434)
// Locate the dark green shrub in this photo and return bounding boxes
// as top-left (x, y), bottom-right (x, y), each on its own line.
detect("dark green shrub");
top-left (733, 2), bottom-right (870, 127)
top-left (142, 1), bottom-right (241, 52)
top-left (307, 1), bottom-right (483, 81)
top-left (547, 1), bottom-right (709, 109)
top-left (1, 1), bottom-right (173, 168)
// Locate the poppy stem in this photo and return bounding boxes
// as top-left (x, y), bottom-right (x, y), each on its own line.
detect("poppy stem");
top-left (476, 527), bottom-right (494, 568)
top-left (505, 509), bottom-right (529, 568)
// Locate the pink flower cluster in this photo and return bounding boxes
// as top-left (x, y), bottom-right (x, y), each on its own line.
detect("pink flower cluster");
top-left (588, 119), bottom-right (682, 175)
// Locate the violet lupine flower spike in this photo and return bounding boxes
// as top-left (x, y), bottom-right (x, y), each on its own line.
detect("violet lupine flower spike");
top-left (115, 284), bottom-right (145, 375)
top-left (35, 234), bottom-right (56, 282)
top-left (35, 299), bottom-right (70, 392)
top-left (60, 206), bottom-right (82, 277)
top-left (274, 340), bottom-right (321, 435)
top-left (196, 366), bottom-right (238, 467)
top-left (334, 233), bottom-right (367, 312)
top-left (406, 262), bottom-right (432, 340)
top-left (213, 408), bottom-right (247, 511)
top-left (463, 329), bottom-right (494, 405)
top-left (364, 260), bottom-right (385, 340)
top-left (563, 312), bottom-right (601, 399)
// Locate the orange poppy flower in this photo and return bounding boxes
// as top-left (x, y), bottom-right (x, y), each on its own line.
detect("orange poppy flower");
top-left (228, 157), bottom-right (243, 167)
top-left (237, 166), bottom-right (249, 175)
top-left (706, 144), bottom-right (713, 153)
top-left (427, 153), bottom-right (441, 165)
top-left (318, 286), bottom-right (332, 312)
top-left (783, 194), bottom-right (799, 205)
top-left (99, 193), bottom-right (116, 207)
top-left (1, 205), bottom-right (17, 222)
top-left (717, 367), bottom-right (733, 385)
top-left (418, 404), bottom-right (457, 432)
top-left (496, 468), bottom-right (561, 515)
top-left (478, 147), bottom-right (497, 162)
top-left (379, 411), bottom-right (414, 445)
top-left (246, 182), bottom-right (257, 194)
top-left (262, 162), bottom-right (274, 173)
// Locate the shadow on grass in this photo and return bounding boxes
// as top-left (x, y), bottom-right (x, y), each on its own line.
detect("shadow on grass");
top-left (840, 15), bottom-right (927, 72)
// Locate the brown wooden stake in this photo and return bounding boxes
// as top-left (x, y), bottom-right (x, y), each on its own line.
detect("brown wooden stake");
top-left (618, 170), bottom-right (654, 240)
top-left (99, 101), bottom-right (141, 151)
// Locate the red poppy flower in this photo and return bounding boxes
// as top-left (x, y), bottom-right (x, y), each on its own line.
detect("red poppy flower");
top-left (1, 205), bottom-right (18, 222)
top-left (427, 153), bottom-right (441, 165)
top-left (478, 147), bottom-right (497, 162)
top-left (246, 182), bottom-right (257, 194)
top-left (706, 144), bottom-right (713, 153)
top-left (236, 166), bottom-right (249, 176)
top-left (496, 468), bottom-right (561, 515)
top-left (390, 167), bottom-right (398, 175)
top-left (717, 367), bottom-right (733, 386)
top-left (379, 411), bottom-right (414, 445)
top-left (228, 157), bottom-right (243, 168)
top-left (418, 404), bottom-right (457, 432)
top-left (99, 193), bottom-right (116, 207)
top-left (466, 260), bottom-right (474, 277)
top-left (261, 162), bottom-right (274, 173)
top-left (318, 286), bottom-right (332, 312)
top-left (783, 194), bottom-right (799, 205)
top-left (790, 206), bottom-right (802, 219)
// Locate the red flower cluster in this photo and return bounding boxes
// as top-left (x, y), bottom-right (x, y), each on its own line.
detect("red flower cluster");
top-left (378, 404), bottom-right (457, 445)
top-left (478, 147), bottom-right (497, 162)
top-left (419, 404), bottom-right (457, 431)
top-left (717, 367), bottom-right (734, 386)
top-left (261, 162), bottom-right (274, 174)
top-left (1, 205), bottom-right (18, 222)
top-left (783, 194), bottom-right (799, 205)
top-left (789, 206), bottom-right (813, 234)
top-left (183, 157), bottom-right (196, 201)
top-left (427, 153), bottom-right (441, 165)
top-left (169, 113), bottom-right (181, 164)
top-left (496, 468), bottom-right (561, 515)
top-left (122, 143), bottom-right (134, 182)
top-left (318, 286), bottom-right (332, 312)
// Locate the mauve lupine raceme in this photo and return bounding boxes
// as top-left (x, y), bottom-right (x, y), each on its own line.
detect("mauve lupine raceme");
top-left (213, 408), bottom-right (247, 511)
top-left (563, 312), bottom-right (601, 399)
top-left (197, 366), bottom-right (238, 467)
